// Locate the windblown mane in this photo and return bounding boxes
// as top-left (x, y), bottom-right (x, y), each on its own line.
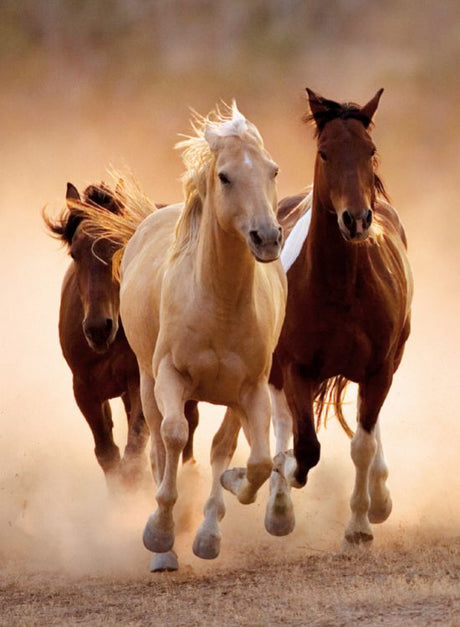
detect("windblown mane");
top-left (171, 101), bottom-right (263, 259)
top-left (42, 182), bottom-right (122, 247)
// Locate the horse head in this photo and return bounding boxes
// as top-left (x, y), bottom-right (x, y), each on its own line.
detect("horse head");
top-left (47, 182), bottom-right (123, 352)
top-left (306, 87), bottom-right (385, 242)
top-left (202, 103), bottom-right (283, 262)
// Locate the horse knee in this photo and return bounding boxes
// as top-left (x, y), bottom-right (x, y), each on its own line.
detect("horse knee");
top-left (161, 415), bottom-right (189, 452)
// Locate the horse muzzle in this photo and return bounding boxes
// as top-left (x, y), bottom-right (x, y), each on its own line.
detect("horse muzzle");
top-left (339, 208), bottom-right (373, 242)
top-left (249, 225), bottom-right (283, 262)
top-left (83, 317), bottom-right (118, 353)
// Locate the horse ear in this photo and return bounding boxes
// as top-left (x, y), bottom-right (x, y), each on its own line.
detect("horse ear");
top-left (66, 182), bottom-right (80, 201)
top-left (306, 88), bottom-right (328, 119)
top-left (204, 126), bottom-right (223, 153)
top-left (361, 88), bottom-right (384, 123)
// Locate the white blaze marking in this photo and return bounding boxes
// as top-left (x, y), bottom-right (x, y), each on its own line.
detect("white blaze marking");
top-left (244, 151), bottom-right (253, 168)
top-left (281, 209), bottom-right (312, 272)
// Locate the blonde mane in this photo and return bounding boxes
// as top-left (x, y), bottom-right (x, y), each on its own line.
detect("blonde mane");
top-left (171, 102), bottom-right (264, 259)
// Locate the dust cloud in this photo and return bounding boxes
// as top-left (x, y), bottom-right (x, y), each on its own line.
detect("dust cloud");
top-left (1, 1), bottom-right (459, 579)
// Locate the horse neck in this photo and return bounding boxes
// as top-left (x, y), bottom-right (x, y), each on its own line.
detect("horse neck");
top-left (196, 197), bottom-right (256, 304)
top-left (300, 185), bottom-right (361, 288)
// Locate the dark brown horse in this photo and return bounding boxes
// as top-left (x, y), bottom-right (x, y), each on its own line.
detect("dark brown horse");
top-left (267, 89), bottom-right (413, 545)
top-left (44, 183), bottom-right (199, 493)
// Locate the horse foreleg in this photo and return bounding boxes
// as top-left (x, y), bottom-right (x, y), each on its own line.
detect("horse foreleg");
top-left (193, 408), bottom-right (240, 559)
top-left (73, 379), bottom-right (121, 480)
top-left (280, 365), bottom-right (320, 488)
top-left (264, 385), bottom-right (295, 536)
top-left (142, 361), bottom-right (189, 555)
top-left (221, 383), bottom-right (272, 505)
top-left (138, 370), bottom-right (178, 572)
top-left (368, 420), bottom-right (392, 524)
top-left (345, 372), bottom-right (392, 545)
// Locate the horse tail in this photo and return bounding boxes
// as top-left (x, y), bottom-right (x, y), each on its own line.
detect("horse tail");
top-left (314, 375), bottom-right (354, 438)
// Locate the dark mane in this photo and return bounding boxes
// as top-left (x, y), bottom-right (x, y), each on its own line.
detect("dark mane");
top-left (304, 99), bottom-right (373, 135)
top-left (43, 183), bottom-right (122, 247)
top-left (83, 183), bottom-right (123, 214)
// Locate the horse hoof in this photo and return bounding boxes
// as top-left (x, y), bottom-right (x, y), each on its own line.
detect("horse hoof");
top-left (344, 530), bottom-right (374, 545)
top-left (369, 498), bottom-right (392, 524)
top-left (220, 467), bottom-right (246, 494)
top-left (150, 551), bottom-right (179, 573)
top-left (143, 516), bottom-right (174, 553)
top-left (264, 494), bottom-right (296, 537)
top-left (192, 529), bottom-right (221, 560)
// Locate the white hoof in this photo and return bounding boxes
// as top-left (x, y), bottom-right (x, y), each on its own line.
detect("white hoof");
top-left (149, 551), bottom-right (179, 572)
top-left (273, 451), bottom-right (303, 489)
top-left (265, 491), bottom-right (295, 536)
top-left (220, 468), bottom-right (256, 505)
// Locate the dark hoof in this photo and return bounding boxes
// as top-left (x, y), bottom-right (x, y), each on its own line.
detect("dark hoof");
top-left (345, 531), bottom-right (374, 545)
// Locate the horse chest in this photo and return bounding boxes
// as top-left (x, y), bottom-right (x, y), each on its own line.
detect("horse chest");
top-left (283, 279), bottom-right (397, 380)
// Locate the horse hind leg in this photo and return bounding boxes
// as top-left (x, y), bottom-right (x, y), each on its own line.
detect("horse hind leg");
top-left (264, 386), bottom-right (296, 536)
top-left (193, 408), bottom-right (240, 559)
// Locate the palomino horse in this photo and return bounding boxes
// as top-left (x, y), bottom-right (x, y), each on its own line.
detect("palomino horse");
top-left (44, 183), bottom-right (199, 490)
top-left (81, 103), bottom-right (287, 571)
top-left (267, 89), bottom-right (413, 545)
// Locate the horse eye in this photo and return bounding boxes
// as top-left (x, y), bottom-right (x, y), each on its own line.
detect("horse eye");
top-left (318, 150), bottom-right (327, 162)
top-left (218, 172), bottom-right (231, 185)
top-left (273, 167), bottom-right (279, 178)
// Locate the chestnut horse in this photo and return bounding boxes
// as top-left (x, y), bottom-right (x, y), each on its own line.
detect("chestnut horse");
top-left (44, 183), bottom-right (199, 491)
top-left (268, 89), bottom-right (413, 545)
top-left (81, 103), bottom-right (287, 571)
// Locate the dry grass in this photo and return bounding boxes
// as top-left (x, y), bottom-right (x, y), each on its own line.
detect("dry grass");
top-left (1, 534), bottom-right (458, 626)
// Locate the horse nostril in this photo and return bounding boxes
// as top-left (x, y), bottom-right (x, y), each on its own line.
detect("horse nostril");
top-left (364, 209), bottom-right (373, 229)
top-left (277, 226), bottom-right (283, 245)
top-left (105, 318), bottom-right (113, 333)
top-left (342, 211), bottom-right (353, 229)
top-left (250, 230), bottom-right (263, 247)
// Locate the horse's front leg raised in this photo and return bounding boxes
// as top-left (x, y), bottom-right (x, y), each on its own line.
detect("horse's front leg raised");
top-left (193, 408), bottom-right (240, 559)
top-left (264, 385), bottom-right (296, 536)
top-left (221, 383), bottom-right (272, 505)
top-left (273, 364), bottom-right (320, 490)
top-left (142, 360), bottom-right (189, 556)
top-left (345, 371), bottom-right (392, 545)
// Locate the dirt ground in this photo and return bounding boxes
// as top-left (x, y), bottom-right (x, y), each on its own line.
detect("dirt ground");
top-left (1, 532), bottom-right (458, 625)
top-left (1, 4), bottom-right (460, 624)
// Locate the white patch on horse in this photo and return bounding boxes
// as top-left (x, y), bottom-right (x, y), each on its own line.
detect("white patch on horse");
top-left (281, 209), bottom-right (312, 272)
top-left (244, 151), bottom-right (253, 168)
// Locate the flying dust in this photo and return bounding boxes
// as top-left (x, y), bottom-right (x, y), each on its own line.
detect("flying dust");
top-left (0, 86), bottom-right (459, 581)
